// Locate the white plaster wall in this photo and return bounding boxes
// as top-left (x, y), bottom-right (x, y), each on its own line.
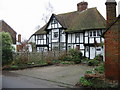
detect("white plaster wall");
top-left (60, 33), bottom-right (65, 42)
top-left (47, 23), bottom-right (51, 29)
top-left (80, 33), bottom-right (83, 43)
top-left (85, 37), bottom-right (88, 43)
top-left (72, 34), bottom-right (75, 43)
top-left (85, 31), bottom-right (88, 36)
top-left (68, 34), bottom-right (71, 43)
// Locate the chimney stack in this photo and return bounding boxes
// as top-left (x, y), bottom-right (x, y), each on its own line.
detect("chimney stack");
top-left (18, 34), bottom-right (21, 42)
top-left (105, 0), bottom-right (117, 28)
top-left (118, 1), bottom-right (120, 16)
top-left (77, 1), bottom-right (88, 12)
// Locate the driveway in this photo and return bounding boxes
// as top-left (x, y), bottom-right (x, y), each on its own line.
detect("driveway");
top-left (10, 64), bottom-right (94, 87)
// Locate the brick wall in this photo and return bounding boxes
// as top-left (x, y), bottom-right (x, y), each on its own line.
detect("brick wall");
top-left (0, 20), bottom-right (16, 44)
top-left (104, 21), bottom-right (119, 80)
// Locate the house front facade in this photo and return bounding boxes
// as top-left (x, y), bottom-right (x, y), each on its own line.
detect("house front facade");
top-left (29, 1), bottom-right (106, 59)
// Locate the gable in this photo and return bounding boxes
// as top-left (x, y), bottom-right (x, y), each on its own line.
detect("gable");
top-left (47, 15), bottom-right (62, 30)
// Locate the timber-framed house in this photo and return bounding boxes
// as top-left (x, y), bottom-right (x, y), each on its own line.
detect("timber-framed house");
top-left (29, 1), bottom-right (106, 59)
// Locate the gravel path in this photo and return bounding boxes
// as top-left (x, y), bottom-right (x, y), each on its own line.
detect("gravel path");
top-left (10, 64), bottom-right (94, 86)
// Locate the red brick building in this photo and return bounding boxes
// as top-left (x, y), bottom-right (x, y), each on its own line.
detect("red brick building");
top-left (103, 0), bottom-right (120, 83)
top-left (0, 20), bottom-right (17, 44)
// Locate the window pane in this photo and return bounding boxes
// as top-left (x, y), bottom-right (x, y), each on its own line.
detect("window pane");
top-left (90, 31), bottom-right (92, 37)
top-left (93, 31), bottom-right (96, 36)
top-left (97, 31), bottom-right (101, 36)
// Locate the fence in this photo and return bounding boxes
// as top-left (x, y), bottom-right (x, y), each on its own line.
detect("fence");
top-left (12, 51), bottom-right (67, 64)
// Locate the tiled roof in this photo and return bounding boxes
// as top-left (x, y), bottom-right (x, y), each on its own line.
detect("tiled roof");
top-left (34, 7), bottom-right (106, 34)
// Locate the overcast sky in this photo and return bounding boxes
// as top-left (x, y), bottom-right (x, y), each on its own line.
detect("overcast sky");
top-left (0, 0), bottom-right (120, 41)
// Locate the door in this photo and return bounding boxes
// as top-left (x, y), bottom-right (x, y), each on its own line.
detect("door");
top-left (90, 47), bottom-right (95, 59)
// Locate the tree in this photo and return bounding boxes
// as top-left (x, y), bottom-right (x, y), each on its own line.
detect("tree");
top-left (0, 32), bottom-right (14, 66)
top-left (42, 1), bottom-right (54, 24)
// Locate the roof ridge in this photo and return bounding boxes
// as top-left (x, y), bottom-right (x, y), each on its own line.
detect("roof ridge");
top-left (56, 7), bottom-right (97, 16)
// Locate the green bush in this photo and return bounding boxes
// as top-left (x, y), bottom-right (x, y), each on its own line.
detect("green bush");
top-left (94, 54), bottom-right (103, 61)
top-left (85, 70), bottom-right (94, 74)
top-left (0, 32), bottom-right (14, 66)
top-left (73, 57), bottom-right (81, 64)
top-left (68, 49), bottom-right (82, 59)
top-left (88, 59), bottom-right (99, 66)
top-left (63, 55), bottom-right (72, 61)
top-left (67, 49), bottom-right (82, 64)
top-left (94, 64), bottom-right (104, 74)
top-left (79, 77), bottom-right (92, 87)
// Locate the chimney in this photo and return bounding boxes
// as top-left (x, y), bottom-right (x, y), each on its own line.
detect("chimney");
top-left (105, 0), bottom-right (117, 28)
top-left (18, 34), bottom-right (21, 42)
top-left (118, 1), bottom-right (120, 16)
top-left (77, 1), bottom-right (88, 12)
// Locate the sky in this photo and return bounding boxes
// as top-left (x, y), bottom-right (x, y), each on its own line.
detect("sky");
top-left (0, 0), bottom-right (120, 41)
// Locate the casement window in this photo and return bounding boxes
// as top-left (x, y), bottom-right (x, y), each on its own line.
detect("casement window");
top-left (54, 32), bottom-right (58, 38)
top-left (90, 31), bottom-right (92, 37)
top-left (76, 33), bottom-right (80, 43)
top-left (97, 31), bottom-right (101, 36)
top-left (89, 30), bottom-right (101, 37)
top-left (93, 31), bottom-right (96, 36)
top-left (37, 35), bottom-right (44, 39)
top-left (40, 35), bottom-right (44, 39)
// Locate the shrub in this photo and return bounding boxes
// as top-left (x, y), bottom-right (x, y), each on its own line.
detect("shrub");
top-left (12, 54), bottom-right (28, 65)
top-left (94, 64), bottom-right (104, 74)
top-left (68, 49), bottom-right (82, 59)
top-left (63, 55), bottom-right (72, 61)
top-left (79, 77), bottom-right (92, 87)
top-left (94, 54), bottom-right (103, 61)
top-left (0, 32), bottom-right (14, 66)
top-left (73, 57), bottom-right (81, 64)
top-left (85, 70), bottom-right (94, 74)
top-left (88, 59), bottom-right (99, 66)
top-left (67, 49), bottom-right (82, 64)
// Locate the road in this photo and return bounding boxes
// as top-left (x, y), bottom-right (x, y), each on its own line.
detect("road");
top-left (2, 65), bottom-right (93, 89)
top-left (2, 71), bottom-right (70, 88)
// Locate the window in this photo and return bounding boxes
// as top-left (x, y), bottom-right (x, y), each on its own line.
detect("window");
top-left (40, 35), bottom-right (44, 39)
top-left (54, 32), bottom-right (58, 38)
top-left (97, 31), bottom-right (101, 36)
top-left (90, 31), bottom-right (92, 37)
top-left (76, 33), bottom-right (80, 43)
top-left (76, 33), bottom-right (79, 38)
top-left (93, 31), bottom-right (96, 36)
